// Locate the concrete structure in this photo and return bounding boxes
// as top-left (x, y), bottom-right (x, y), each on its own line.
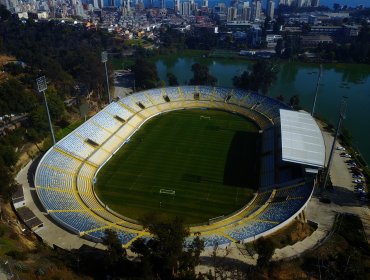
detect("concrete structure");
top-left (267, 0), bottom-right (274, 19)
top-left (180, 1), bottom-right (191, 16)
top-left (227, 7), bottom-right (237, 22)
top-left (280, 109), bottom-right (325, 168)
top-left (301, 35), bottom-right (333, 46)
top-left (173, 0), bottom-right (180, 12)
top-left (251, 0), bottom-right (261, 21)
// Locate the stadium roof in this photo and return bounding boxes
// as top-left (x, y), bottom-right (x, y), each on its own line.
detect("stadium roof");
top-left (280, 109), bottom-right (325, 168)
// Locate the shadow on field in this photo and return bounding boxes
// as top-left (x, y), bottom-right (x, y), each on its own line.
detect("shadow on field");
top-left (223, 131), bottom-right (260, 189)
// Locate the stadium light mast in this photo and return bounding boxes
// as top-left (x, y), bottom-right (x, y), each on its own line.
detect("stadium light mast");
top-left (322, 96), bottom-right (348, 191)
top-left (311, 64), bottom-right (323, 117)
top-left (101, 51), bottom-right (111, 103)
top-left (36, 76), bottom-right (56, 145)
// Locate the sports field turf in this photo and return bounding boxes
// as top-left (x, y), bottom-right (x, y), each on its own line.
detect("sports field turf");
top-left (95, 109), bottom-right (261, 224)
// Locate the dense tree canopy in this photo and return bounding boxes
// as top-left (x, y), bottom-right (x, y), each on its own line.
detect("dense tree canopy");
top-left (0, 78), bottom-right (36, 115)
top-left (189, 63), bottom-right (217, 86)
top-left (167, 72), bottom-right (179, 86)
top-left (131, 216), bottom-right (204, 279)
top-left (132, 58), bottom-right (160, 89)
top-left (233, 60), bottom-right (278, 94)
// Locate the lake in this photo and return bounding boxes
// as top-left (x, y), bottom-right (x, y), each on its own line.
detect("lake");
top-left (155, 56), bottom-right (370, 165)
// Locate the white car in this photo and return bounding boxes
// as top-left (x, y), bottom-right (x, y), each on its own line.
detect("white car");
top-left (353, 179), bottom-right (363, 184)
top-left (336, 146), bottom-right (346, 151)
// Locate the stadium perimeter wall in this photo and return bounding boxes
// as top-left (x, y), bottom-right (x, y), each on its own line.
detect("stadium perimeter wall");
top-left (32, 88), bottom-right (316, 248)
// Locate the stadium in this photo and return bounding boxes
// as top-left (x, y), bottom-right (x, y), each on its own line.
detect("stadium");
top-left (33, 86), bottom-right (325, 249)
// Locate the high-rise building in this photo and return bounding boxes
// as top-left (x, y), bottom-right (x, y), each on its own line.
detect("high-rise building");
top-left (0, 0), bottom-right (10, 10)
top-left (267, 0), bottom-right (274, 19)
top-left (180, 1), bottom-right (191, 16)
top-left (93, 0), bottom-right (99, 8)
top-left (202, 0), bottom-right (208, 8)
top-left (148, 0), bottom-right (153, 8)
top-left (174, 0), bottom-right (180, 12)
top-left (297, 0), bottom-right (304, 7)
top-left (189, 0), bottom-right (196, 11)
top-left (242, 6), bottom-right (251, 21)
top-left (311, 0), bottom-right (319, 7)
top-left (160, 0), bottom-right (165, 9)
top-left (230, 0), bottom-right (239, 7)
top-left (279, 0), bottom-right (293, 5)
top-left (227, 6), bottom-right (237, 21)
top-left (99, 0), bottom-right (104, 8)
top-left (251, 0), bottom-right (261, 21)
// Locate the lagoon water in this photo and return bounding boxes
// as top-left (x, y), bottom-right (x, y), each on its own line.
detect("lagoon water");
top-left (155, 57), bottom-right (370, 164)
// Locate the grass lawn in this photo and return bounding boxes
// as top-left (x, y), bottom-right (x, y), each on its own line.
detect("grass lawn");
top-left (95, 109), bottom-right (261, 224)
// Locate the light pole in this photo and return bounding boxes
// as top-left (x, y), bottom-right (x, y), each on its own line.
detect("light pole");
top-left (101, 51), bottom-right (111, 103)
top-left (311, 64), bottom-right (323, 117)
top-left (322, 96), bottom-right (348, 191)
top-left (36, 76), bottom-right (56, 145)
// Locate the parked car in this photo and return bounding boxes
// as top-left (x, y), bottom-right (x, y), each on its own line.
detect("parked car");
top-left (336, 146), bottom-right (346, 151)
top-left (353, 179), bottom-right (363, 184)
top-left (353, 174), bottom-right (364, 179)
top-left (351, 166), bottom-right (362, 172)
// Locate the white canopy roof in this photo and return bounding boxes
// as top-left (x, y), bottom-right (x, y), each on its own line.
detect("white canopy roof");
top-left (280, 109), bottom-right (325, 168)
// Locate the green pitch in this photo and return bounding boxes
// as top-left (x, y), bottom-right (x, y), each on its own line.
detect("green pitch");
top-left (95, 109), bottom-right (261, 224)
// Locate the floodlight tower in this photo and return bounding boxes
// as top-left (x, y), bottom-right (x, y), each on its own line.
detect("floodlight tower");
top-left (311, 64), bottom-right (322, 117)
top-left (36, 76), bottom-right (56, 145)
top-left (322, 96), bottom-right (348, 190)
top-left (101, 51), bottom-right (111, 103)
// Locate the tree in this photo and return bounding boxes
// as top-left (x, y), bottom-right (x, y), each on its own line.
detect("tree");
top-left (102, 229), bottom-right (127, 272)
top-left (167, 72), bottom-right (179, 86)
top-left (131, 216), bottom-right (205, 279)
top-left (0, 163), bottom-right (18, 200)
top-left (0, 4), bottom-right (11, 21)
top-left (275, 39), bottom-right (284, 57)
top-left (289, 95), bottom-right (301, 109)
top-left (233, 60), bottom-right (278, 94)
top-left (189, 63), bottom-right (217, 86)
top-left (255, 237), bottom-right (275, 269)
top-left (132, 58), bottom-right (160, 89)
top-left (45, 87), bottom-right (65, 121)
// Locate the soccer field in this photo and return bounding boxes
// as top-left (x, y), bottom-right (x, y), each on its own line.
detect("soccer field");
top-left (95, 109), bottom-right (261, 224)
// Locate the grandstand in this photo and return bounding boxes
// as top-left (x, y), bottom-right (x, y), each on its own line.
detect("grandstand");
top-left (34, 86), bottom-right (324, 248)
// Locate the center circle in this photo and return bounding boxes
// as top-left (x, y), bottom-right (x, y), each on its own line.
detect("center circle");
top-left (94, 108), bottom-right (261, 224)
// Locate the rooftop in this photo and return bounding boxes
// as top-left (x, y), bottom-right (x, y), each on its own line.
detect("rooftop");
top-left (280, 109), bottom-right (325, 168)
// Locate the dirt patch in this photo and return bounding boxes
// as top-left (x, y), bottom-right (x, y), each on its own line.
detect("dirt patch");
top-left (267, 220), bottom-right (316, 249)
top-left (0, 54), bottom-right (16, 67)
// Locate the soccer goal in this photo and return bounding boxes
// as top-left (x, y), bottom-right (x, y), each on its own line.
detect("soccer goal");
top-left (200, 115), bottom-right (211, 120)
top-left (159, 189), bottom-right (176, 195)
